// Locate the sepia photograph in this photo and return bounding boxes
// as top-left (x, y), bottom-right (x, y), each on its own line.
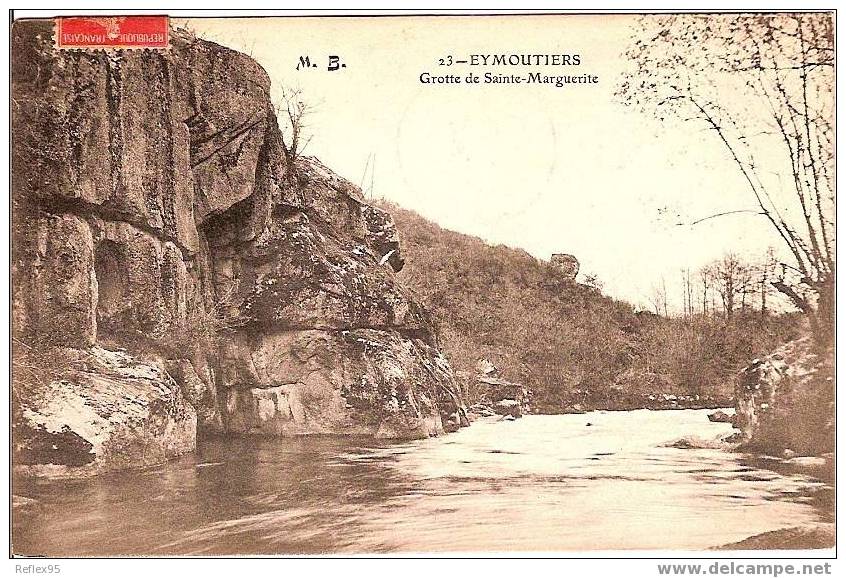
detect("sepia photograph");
top-left (8, 7), bottom-right (837, 561)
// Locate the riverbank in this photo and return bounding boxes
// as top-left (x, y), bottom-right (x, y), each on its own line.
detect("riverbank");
top-left (717, 524), bottom-right (835, 550)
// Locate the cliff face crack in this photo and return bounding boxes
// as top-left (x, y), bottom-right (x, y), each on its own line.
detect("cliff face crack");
top-left (190, 113), bottom-right (265, 169)
top-left (156, 51), bottom-right (179, 239)
top-left (41, 196), bottom-right (196, 256)
top-left (105, 55), bottom-right (124, 202)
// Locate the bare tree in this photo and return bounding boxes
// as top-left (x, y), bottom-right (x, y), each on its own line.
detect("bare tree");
top-left (758, 248), bottom-right (779, 317)
top-left (737, 260), bottom-right (755, 313)
top-left (619, 14), bottom-right (834, 345)
top-left (650, 277), bottom-right (669, 317)
top-left (714, 254), bottom-right (742, 321)
top-left (275, 87), bottom-right (313, 183)
top-left (680, 268), bottom-right (694, 318)
top-left (698, 265), bottom-right (712, 316)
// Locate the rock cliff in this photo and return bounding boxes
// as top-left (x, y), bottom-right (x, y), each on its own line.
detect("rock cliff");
top-left (733, 337), bottom-right (834, 456)
top-left (11, 21), bottom-right (465, 474)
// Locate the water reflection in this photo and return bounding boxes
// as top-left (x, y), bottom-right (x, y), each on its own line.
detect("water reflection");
top-left (12, 410), bottom-right (832, 555)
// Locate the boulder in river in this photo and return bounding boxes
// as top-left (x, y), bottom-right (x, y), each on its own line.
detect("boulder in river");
top-left (733, 337), bottom-right (833, 456)
top-left (493, 399), bottom-right (522, 419)
top-left (707, 410), bottom-right (734, 424)
top-left (663, 435), bottom-right (736, 451)
top-left (466, 403), bottom-right (497, 419)
top-left (13, 347), bottom-right (197, 475)
top-left (477, 375), bottom-right (529, 416)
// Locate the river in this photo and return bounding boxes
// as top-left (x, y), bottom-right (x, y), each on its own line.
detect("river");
top-left (12, 409), bottom-right (833, 555)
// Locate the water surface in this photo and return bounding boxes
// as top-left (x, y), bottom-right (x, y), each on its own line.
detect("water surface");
top-left (12, 409), bottom-right (832, 555)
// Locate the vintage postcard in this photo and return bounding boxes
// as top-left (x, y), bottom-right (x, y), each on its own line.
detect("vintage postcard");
top-left (9, 9), bottom-right (836, 562)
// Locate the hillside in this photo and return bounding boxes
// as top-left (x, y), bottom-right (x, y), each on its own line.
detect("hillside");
top-left (376, 200), bottom-right (800, 412)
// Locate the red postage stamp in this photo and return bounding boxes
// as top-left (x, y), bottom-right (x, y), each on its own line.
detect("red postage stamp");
top-left (55, 15), bottom-right (169, 49)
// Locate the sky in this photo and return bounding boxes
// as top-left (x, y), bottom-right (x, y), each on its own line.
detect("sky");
top-left (183, 14), bottom-right (785, 311)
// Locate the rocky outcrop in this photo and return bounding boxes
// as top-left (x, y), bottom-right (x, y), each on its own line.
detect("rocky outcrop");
top-left (218, 328), bottom-right (459, 438)
top-left (467, 369), bottom-right (529, 420)
top-left (14, 347), bottom-right (196, 475)
top-left (362, 204), bottom-right (405, 272)
top-left (550, 253), bottom-right (579, 280)
top-left (733, 337), bottom-right (834, 456)
top-left (11, 21), bottom-right (464, 474)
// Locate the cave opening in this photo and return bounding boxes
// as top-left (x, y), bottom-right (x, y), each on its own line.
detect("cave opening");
top-left (199, 194), bottom-right (256, 249)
